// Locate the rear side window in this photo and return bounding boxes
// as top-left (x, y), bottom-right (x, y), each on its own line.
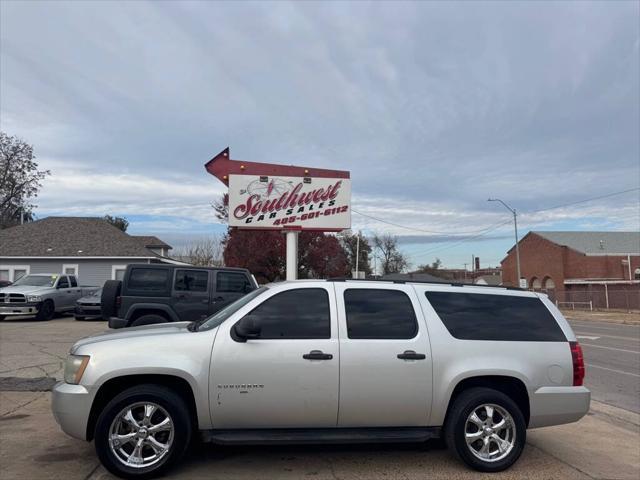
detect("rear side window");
top-left (247, 288), bottom-right (330, 339)
top-left (424, 292), bottom-right (566, 341)
top-left (174, 270), bottom-right (208, 292)
top-left (127, 268), bottom-right (171, 295)
top-left (217, 272), bottom-right (252, 293)
top-left (344, 289), bottom-right (418, 339)
top-left (69, 276), bottom-right (78, 287)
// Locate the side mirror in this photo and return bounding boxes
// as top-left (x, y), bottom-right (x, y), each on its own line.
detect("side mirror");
top-left (233, 315), bottom-right (261, 342)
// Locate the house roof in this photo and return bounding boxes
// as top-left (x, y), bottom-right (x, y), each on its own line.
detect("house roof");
top-left (533, 231), bottom-right (640, 255)
top-left (474, 274), bottom-right (502, 286)
top-left (0, 217), bottom-right (164, 258)
top-left (131, 235), bottom-right (172, 250)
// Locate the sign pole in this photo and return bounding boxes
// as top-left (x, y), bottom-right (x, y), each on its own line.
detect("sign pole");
top-left (285, 230), bottom-right (299, 280)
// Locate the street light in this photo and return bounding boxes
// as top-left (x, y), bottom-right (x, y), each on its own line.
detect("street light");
top-left (488, 198), bottom-right (522, 287)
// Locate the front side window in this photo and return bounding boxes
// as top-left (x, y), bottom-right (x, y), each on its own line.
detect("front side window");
top-left (58, 276), bottom-right (69, 288)
top-left (244, 288), bottom-right (330, 339)
top-left (344, 289), bottom-right (418, 339)
top-left (424, 291), bottom-right (566, 341)
top-left (174, 270), bottom-right (208, 292)
top-left (127, 268), bottom-right (170, 293)
top-left (217, 272), bottom-right (253, 293)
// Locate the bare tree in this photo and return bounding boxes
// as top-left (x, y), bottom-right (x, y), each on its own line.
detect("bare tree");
top-left (0, 132), bottom-right (50, 229)
top-left (212, 193), bottom-right (229, 223)
top-left (172, 237), bottom-right (224, 267)
top-left (373, 233), bottom-right (409, 274)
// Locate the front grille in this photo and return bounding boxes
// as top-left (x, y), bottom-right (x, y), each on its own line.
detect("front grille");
top-left (0, 293), bottom-right (26, 304)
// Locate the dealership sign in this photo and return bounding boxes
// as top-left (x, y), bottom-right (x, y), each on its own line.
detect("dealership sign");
top-left (229, 174), bottom-right (351, 230)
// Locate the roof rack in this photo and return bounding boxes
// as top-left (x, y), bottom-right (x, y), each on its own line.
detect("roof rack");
top-left (325, 277), bottom-right (524, 291)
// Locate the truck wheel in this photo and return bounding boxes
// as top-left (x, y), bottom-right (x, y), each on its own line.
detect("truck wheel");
top-left (101, 280), bottom-right (122, 320)
top-left (130, 314), bottom-right (168, 327)
top-left (0, 315), bottom-right (5, 321)
top-left (35, 300), bottom-right (55, 321)
top-left (94, 384), bottom-right (191, 479)
top-left (444, 387), bottom-right (526, 472)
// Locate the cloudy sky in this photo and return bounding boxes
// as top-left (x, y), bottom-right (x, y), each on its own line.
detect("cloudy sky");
top-left (1, 0), bottom-right (638, 269)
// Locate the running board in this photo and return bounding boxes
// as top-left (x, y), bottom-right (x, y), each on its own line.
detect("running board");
top-left (201, 427), bottom-right (441, 445)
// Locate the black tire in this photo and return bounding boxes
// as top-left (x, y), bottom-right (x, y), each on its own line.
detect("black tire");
top-left (94, 384), bottom-right (192, 479)
top-left (444, 387), bottom-right (526, 472)
top-left (35, 300), bottom-right (55, 321)
top-left (0, 315), bottom-right (5, 321)
top-left (101, 280), bottom-right (122, 320)
top-left (130, 314), bottom-right (168, 327)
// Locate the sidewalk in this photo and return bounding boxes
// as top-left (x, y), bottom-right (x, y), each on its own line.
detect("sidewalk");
top-left (562, 309), bottom-right (640, 325)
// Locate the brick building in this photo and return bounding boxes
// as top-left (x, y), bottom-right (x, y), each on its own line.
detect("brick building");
top-left (501, 231), bottom-right (640, 309)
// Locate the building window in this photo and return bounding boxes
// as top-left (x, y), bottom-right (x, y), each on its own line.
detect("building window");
top-left (531, 277), bottom-right (542, 290)
top-left (0, 265), bottom-right (30, 282)
top-left (62, 264), bottom-right (78, 276)
top-left (543, 276), bottom-right (556, 290)
top-left (112, 265), bottom-right (127, 281)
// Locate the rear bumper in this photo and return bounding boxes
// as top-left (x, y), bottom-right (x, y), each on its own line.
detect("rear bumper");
top-left (108, 317), bottom-right (127, 329)
top-left (51, 382), bottom-right (94, 440)
top-left (529, 386), bottom-right (591, 428)
top-left (0, 302), bottom-right (41, 316)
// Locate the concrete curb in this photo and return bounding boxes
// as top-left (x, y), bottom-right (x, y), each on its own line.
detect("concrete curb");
top-left (590, 400), bottom-right (640, 428)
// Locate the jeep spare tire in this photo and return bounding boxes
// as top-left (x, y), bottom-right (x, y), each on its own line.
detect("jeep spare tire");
top-left (101, 280), bottom-right (122, 320)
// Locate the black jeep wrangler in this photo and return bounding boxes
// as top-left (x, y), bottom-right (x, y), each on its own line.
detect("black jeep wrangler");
top-left (102, 264), bottom-right (257, 328)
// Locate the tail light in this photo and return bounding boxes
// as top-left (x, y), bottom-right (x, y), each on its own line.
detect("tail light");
top-left (569, 341), bottom-right (585, 386)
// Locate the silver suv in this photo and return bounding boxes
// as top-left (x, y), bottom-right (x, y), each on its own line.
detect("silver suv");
top-left (52, 280), bottom-right (590, 478)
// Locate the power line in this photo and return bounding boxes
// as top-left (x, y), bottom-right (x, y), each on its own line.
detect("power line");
top-left (526, 187), bottom-right (640, 214)
top-left (352, 209), bottom-right (507, 235)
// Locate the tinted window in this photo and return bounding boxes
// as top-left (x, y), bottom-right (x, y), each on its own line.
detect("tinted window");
top-left (175, 270), bottom-right (208, 292)
top-left (69, 276), bottom-right (78, 287)
top-left (57, 276), bottom-right (69, 288)
top-left (425, 292), bottom-right (566, 342)
top-left (245, 288), bottom-right (330, 339)
top-left (344, 289), bottom-right (418, 339)
top-left (127, 268), bottom-right (170, 294)
top-left (217, 272), bottom-right (252, 293)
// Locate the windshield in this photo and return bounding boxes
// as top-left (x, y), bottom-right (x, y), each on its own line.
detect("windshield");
top-left (12, 275), bottom-right (57, 287)
top-left (197, 287), bottom-right (268, 331)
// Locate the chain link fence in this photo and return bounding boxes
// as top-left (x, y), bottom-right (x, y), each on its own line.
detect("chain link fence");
top-left (540, 288), bottom-right (639, 312)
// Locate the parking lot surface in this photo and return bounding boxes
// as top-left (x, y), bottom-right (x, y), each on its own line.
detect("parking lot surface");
top-left (1, 314), bottom-right (639, 480)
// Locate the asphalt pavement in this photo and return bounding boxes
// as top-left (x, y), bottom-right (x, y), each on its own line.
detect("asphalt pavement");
top-left (568, 319), bottom-right (640, 413)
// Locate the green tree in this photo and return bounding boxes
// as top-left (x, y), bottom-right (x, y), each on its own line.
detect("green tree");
top-left (0, 132), bottom-right (50, 229)
top-left (104, 215), bottom-right (129, 232)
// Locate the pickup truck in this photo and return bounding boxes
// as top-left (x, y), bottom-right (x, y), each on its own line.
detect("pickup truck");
top-left (0, 274), bottom-right (99, 321)
top-left (52, 279), bottom-right (589, 478)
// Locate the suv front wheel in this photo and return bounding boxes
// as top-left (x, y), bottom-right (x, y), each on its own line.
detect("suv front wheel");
top-left (444, 387), bottom-right (526, 472)
top-left (94, 384), bottom-right (192, 479)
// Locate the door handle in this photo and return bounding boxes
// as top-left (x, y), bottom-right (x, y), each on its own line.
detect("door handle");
top-left (397, 350), bottom-right (426, 360)
top-left (303, 350), bottom-right (333, 360)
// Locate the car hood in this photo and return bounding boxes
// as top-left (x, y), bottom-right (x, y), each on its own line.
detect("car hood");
top-left (71, 322), bottom-right (198, 352)
top-left (0, 285), bottom-right (50, 295)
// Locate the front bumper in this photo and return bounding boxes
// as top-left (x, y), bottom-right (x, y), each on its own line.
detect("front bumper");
top-left (51, 382), bottom-right (94, 440)
top-left (529, 386), bottom-right (591, 428)
top-left (75, 304), bottom-right (101, 317)
top-left (0, 302), bottom-right (41, 316)
top-left (108, 317), bottom-right (128, 329)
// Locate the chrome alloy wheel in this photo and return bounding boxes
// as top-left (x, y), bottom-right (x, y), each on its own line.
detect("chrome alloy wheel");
top-left (108, 402), bottom-right (174, 468)
top-left (465, 403), bottom-right (516, 462)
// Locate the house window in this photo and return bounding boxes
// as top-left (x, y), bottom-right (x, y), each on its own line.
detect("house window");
top-left (112, 265), bottom-right (127, 281)
top-left (0, 265), bottom-right (30, 282)
top-left (62, 264), bottom-right (78, 276)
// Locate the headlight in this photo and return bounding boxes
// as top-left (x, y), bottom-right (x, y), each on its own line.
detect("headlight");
top-left (27, 295), bottom-right (42, 302)
top-left (64, 355), bottom-right (90, 384)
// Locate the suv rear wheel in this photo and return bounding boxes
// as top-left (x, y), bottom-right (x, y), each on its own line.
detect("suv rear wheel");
top-left (94, 384), bottom-right (191, 479)
top-left (444, 387), bottom-right (526, 472)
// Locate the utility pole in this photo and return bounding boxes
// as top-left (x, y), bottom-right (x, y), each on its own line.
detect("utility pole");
top-left (354, 232), bottom-right (360, 279)
top-left (488, 198), bottom-right (522, 287)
